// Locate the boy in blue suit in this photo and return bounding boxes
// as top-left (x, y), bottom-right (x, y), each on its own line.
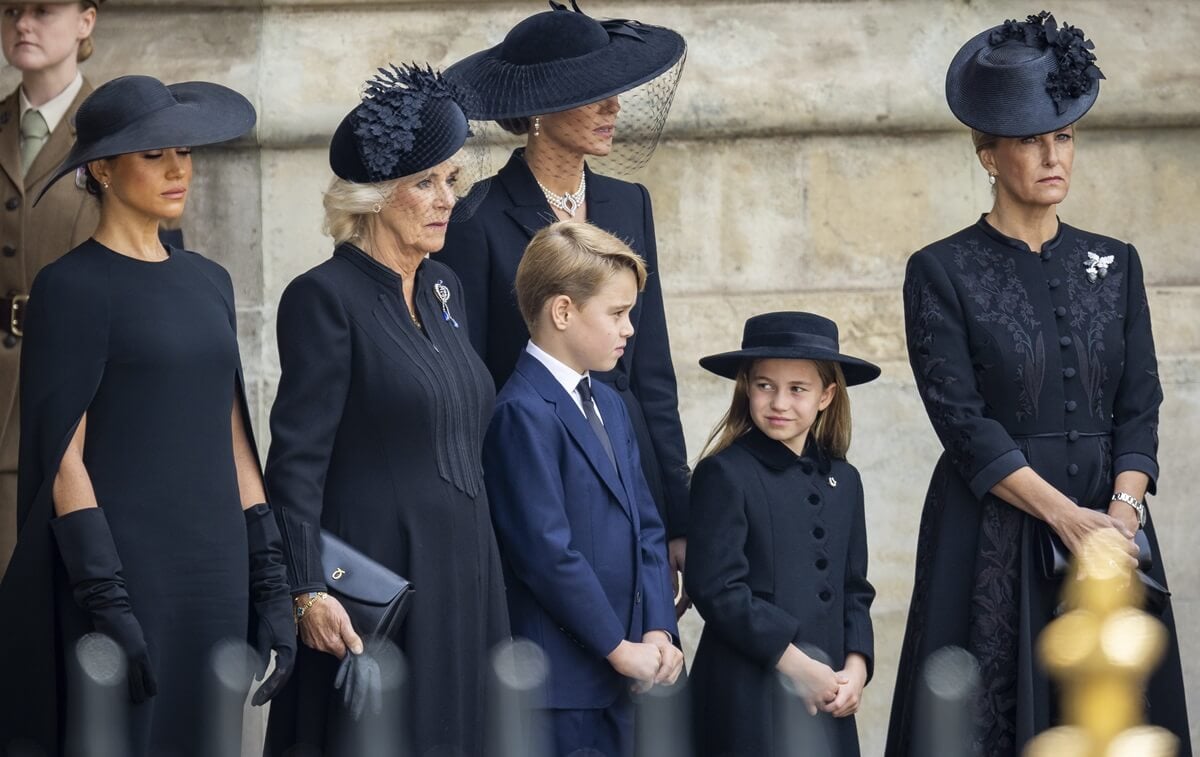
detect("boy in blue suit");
top-left (483, 220), bottom-right (683, 757)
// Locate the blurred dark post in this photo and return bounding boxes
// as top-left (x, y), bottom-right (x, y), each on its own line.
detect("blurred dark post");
top-left (64, 632), bottom-right (130, 757)
top-left (634, 679), bottom-right (691, 757)
top-left (914, 645), bottom-right (981, 757)
top-left (333, 637), bottom-right (409, 757)
top-left (486, 638), bottom-right (551, 757)
top-left (199, 639), bottom-right (255, 757)
top-left (773, 660), bottom-right (838, 757)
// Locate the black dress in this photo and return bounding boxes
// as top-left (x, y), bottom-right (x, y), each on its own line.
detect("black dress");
top-left (0, 239), bottom-right (252, 756)
top-left (686, 429), bottom-right (874, 757)
top-left (263, 244), bottom-right (510, 756)
top-left (886, 217), bottom-right (1191, 756)
top-left (438, 150), bottom-right (691, 538)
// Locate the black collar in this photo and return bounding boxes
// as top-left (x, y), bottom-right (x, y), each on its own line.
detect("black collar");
top-left (735, 427), bottom-right (831, 475)
top-left (334, 242), bottom-right (426, 288)
top-left (975, 213), bottom-right (1066, 254)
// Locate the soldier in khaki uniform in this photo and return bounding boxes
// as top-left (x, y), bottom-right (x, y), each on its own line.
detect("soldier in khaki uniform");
top-left (0, 0), bottom-right (103, 577)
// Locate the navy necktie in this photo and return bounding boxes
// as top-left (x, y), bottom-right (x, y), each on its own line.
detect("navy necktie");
top-left (576, 378), bottom-right (617, 471)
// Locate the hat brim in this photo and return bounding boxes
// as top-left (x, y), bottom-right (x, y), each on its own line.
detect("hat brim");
top-left (35, 81), bottom-right (255, 205)
top-left (699, 347), bottom-right (882, 386)
top-left (945, 25), bottom-right (1098, 138)
top-left (446, 25), bottom-right (685, 120)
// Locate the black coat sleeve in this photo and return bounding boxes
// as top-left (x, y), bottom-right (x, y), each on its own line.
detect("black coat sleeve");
top-left (1111, 244), bottom-right (1162, 492)
top-left (903, 251), bottom-right (1028, 499)
top-left (436, 214), bottom-right (491, 359)
top-left (629, 184), bottom-right (691, 537)
top-left (264, 271), bottom-right (352, 594)
top-left (685, 455), bottom-right (800, 666)
top-left (842, 469), bottom-right (875, 680)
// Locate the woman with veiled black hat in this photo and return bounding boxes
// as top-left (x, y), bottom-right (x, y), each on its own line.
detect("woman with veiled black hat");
top-left (438, 1), bottom-right (693, 610)
top-left (262, 64), bottom-right (509, 757)
top-left (886, 12), bottom-right (1190, 755)
top-left (0, 74), bottom-right (295, 756)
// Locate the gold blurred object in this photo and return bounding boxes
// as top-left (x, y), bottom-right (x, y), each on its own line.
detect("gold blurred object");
top-left (1025, 529), bottom-right (1177, 757)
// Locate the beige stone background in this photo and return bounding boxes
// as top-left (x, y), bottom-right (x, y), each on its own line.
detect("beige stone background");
top-left (6, 1), bottom-right (1197, 754)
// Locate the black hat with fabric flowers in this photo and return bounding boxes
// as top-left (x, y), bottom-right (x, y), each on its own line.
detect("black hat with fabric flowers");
top-left (444, 1), bottom-right (685, 120)
top-left (329, 64), bottom-right (471, 184)
top-left (946, 10), bottom-right (1104, 137)
top-left (700, 312), bottom-right (881, 386)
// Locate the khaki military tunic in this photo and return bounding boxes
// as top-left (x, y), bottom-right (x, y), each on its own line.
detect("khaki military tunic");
top-left (0, 80), bottom-right (100, 576)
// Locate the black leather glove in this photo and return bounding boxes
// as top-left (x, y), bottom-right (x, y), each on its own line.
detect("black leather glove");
top-left (51, 507), bottom-right (158, 704)
top-left (244, 503), bottom-right (297, 706)
top-left (334, 649), bottom-right (382, 721)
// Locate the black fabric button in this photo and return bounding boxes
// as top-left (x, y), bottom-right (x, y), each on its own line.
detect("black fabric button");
top-left (812, 527), bottom-right (825, 539)
top-left (1049, 278), bottom-right (1061, 289)
top-left (1041, 250), bottom-right (1053, 261)
top-left (1059, 336), bottom-right (1071, 347)
top-left (1063, 367), bottom-right (1077, 378)
top-left (3, 335), bottom-right (16, 348)
top-left (807, 493), bottom-right (821, 506)
top-left (800, 462), bottom-right (814, 475)
top-left (1055, 306), bottom-right (1067, 317)
top-left (1, 245), bottom-right (15, 257)
top-left (1067, 463), bottom-right (1079, 476)
top-left (819, 590), bottom-right (832, 602)
top-left (5, 197), bottom-right (19, 211)
top-left (614, 375), bottom-right (629, 391)
top-left (816, 558), bottom-right (829, 570)
top-left (1067, 430), bottom-right (1080, 442)
top-left (1065, 400), bottom-right (1078, 412)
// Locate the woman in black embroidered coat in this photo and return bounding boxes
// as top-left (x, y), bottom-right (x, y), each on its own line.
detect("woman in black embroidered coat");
top-left (263, 68), bottom-right (509, 756)
top-left (886, 13), bottom-right (1190, 756)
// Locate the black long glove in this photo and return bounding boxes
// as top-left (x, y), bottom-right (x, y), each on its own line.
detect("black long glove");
top-left (244, 503), bottom-right (297, 706)
top-left (51, 507), bottom-right (158, 703)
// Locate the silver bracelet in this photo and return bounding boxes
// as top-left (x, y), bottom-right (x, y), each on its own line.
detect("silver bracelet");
top-left (1111, 491), bottom-right (1146, 529)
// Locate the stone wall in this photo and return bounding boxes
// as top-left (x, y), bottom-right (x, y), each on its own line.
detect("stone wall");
top-left (6, 2), bottom-right (1197, 753)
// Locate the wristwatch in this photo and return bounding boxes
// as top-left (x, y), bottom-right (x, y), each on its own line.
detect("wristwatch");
top-left (1111, 491), bottom-right (1146, 529)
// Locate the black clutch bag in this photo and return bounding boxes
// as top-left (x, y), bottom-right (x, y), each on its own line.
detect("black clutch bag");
top-left (1038, 522), bottom-right (1170, 615)
top-left (320, 530), bottom-right (414, 640)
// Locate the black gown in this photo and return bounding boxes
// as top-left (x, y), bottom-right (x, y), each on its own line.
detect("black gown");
top-left (263, 244), bottom-right (510, 757)
top-left (0, 239), bottom-right (252, 756)
top-left (886, 218), bottom-right (1191, 756)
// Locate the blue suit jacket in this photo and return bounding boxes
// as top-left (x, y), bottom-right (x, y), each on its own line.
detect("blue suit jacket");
top-left (483, 350), bottom-right (677, 709)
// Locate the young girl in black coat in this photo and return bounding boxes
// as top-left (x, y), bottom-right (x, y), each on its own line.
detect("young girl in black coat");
top-left (685, 312), bottom-right (879, 757)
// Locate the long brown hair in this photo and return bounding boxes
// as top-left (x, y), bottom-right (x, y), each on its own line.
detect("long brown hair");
top-left (699, 359), bottom-right (853, 461)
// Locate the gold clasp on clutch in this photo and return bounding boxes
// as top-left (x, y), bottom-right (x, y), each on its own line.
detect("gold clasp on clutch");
top-left (331, 568), bottom-right (346, 581)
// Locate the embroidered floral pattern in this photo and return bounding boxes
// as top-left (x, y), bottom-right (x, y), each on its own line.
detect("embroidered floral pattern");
top-left (952, 240), bottom-right (1045, 421)
top-left (1065, 239), bottom-right (1124, 418)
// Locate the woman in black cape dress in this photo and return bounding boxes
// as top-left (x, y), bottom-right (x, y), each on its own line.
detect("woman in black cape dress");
top-left (886, 13), bottom-right (1190, 756)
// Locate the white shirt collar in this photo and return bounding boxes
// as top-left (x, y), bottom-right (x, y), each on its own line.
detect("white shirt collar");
top-left (525, 340), bottom-right (596, 419)
top-left (19, 72), bottom-right (84, 134)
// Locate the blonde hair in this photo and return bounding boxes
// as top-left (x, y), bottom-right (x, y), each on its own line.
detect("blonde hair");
top-left (700, 359), bottom-right (853, 460)
top-left (515, 220), bottom-right (648, 328)
top-left (321, 176), bottom-right (403, 245)
top-left (970, 128), bottom-right (999, 153)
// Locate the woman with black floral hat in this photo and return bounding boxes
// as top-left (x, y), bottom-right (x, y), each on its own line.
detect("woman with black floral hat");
top-left (886, 12), bottom-right (1190, 756)
top-left (263, 65), bottom-right (509, 757)
top-left (438, 2), bottom-right (693, 612)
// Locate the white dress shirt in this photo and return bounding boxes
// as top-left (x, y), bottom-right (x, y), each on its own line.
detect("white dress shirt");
top-left (525, 340), bottom-right (603, 423)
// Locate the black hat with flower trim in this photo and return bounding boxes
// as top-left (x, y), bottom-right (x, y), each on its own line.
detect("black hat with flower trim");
top-left (946, 11), bottom-right (1104, 137)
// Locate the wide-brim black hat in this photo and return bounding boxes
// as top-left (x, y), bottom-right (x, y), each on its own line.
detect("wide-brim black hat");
top-left (444, 2), bottom-right (686, 119)
top-left (35, 75), bottom-right (255, 205)
top-left (946, 12), bottom-right (1103, 138)
top-left (700, 312), bottom-right (881, 386)
top-left (329, 65), bottom-right (470, 184)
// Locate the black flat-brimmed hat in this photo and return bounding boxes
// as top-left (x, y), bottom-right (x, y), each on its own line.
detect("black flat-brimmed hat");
top-left (444, 1), bottom-right (686, 119)
top-left (700, 312), bottom-right (881, 386)
top-left (329, 64), bottom-right (470, 184)
top-left (34, 74), bottom-right (255, 205)
top-left (946, 11), bottom-right (1104, 138)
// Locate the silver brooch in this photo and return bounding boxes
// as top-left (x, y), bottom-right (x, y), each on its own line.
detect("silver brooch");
top-left (1084, 251), bottom-right (1114, 283)
top-left (828, 476), bottom-right (838, 488)
top-left (433, 280), bottom-right (459, 328)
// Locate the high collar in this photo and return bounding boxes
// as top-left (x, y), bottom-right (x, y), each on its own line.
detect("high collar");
top-left (334, 242), bottom-right (426, 288)
top-left (735, 426), bottom-right (831, 475)
top-left (976, 213), bottom-right (1065, 254)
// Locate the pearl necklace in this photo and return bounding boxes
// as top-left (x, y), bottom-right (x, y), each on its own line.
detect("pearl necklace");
top-left (536, 172), bottom-right (586, 217)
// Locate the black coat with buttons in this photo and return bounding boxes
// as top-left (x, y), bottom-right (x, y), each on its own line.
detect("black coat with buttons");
top-left (886, 217), bottom-right (1191, 756)
top-left (686, 428), bottom-right (874, 757)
